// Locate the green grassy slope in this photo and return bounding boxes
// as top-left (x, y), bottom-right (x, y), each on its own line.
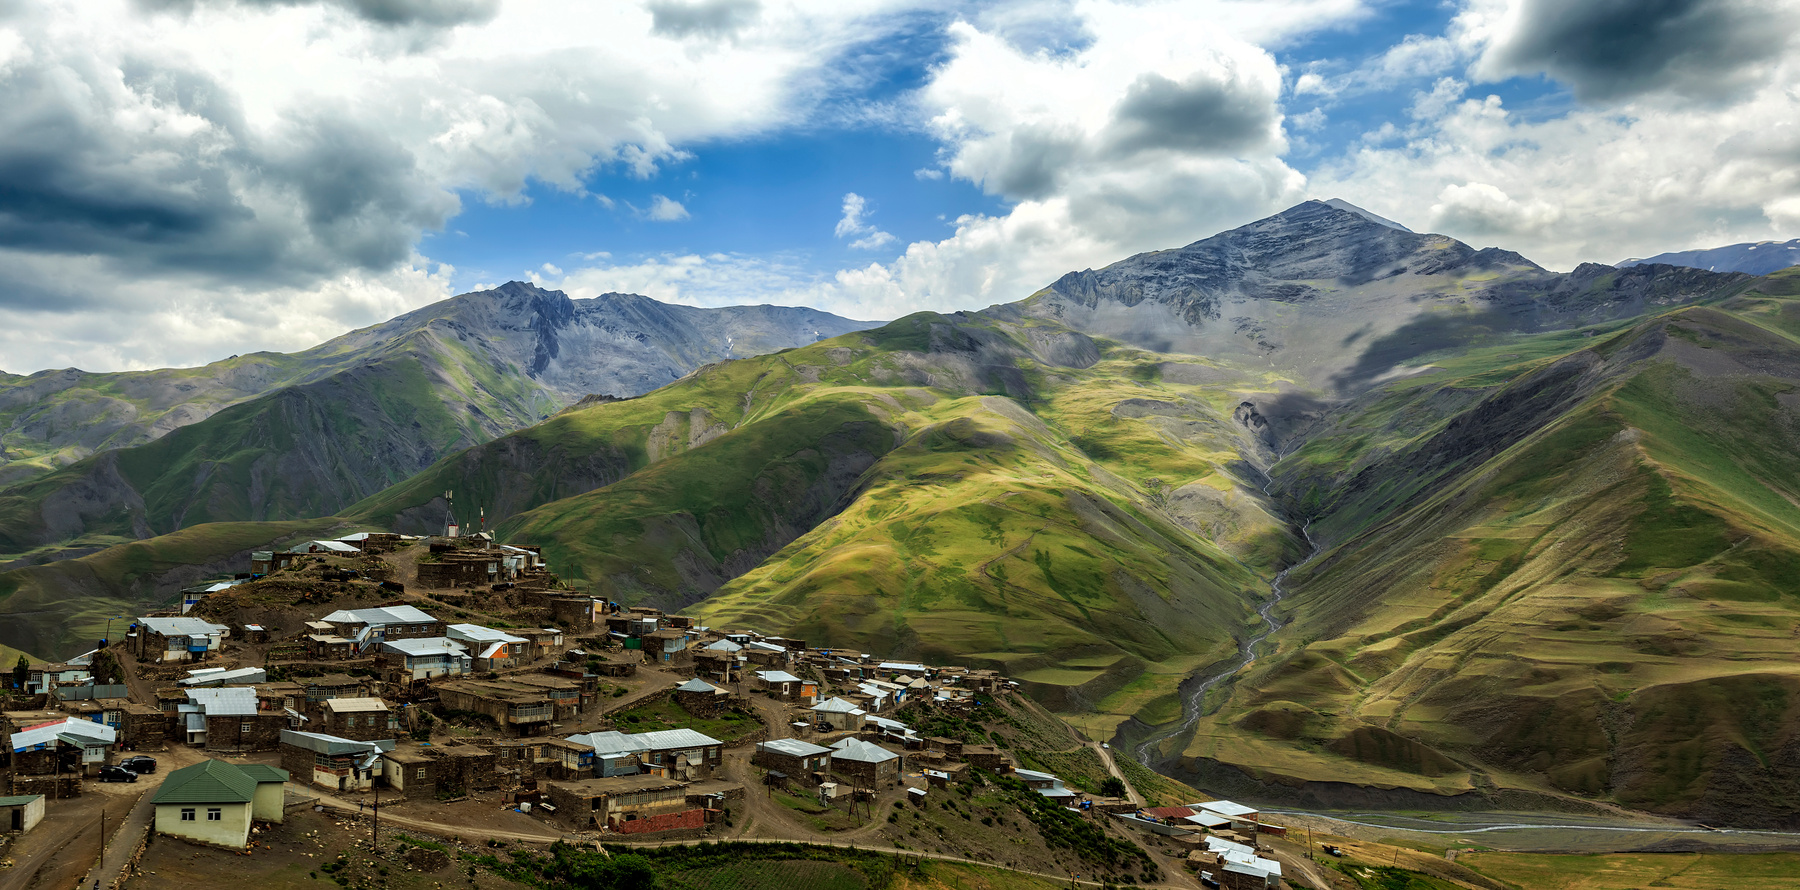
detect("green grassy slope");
top-left (0, 518), bottom-right (339, 656)
top-left (347, 312), bottom-right (1279, 731)
top-left (1168, 277), bottom-right (1800, 826)
top-left (0, 329), bottom-right (557, 561)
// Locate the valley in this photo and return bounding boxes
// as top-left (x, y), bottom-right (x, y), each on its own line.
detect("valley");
top-left (5, 201), bottom-right (1799, 838)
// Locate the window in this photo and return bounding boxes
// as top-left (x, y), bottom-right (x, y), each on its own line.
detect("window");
top-left (207, 808), bottom-right (222, 821)
top-left (180, 808), bottom-right (196, 821)
top-left (416, 768), bottom-right (427, 779)
top-left (241, 724), bottom-right (252, 733)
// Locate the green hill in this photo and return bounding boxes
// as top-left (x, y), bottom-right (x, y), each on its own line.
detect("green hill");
top-left (9, 201), bottom-right (1797, 826)
top-left (1166, 273), bottom-right (1800, 826)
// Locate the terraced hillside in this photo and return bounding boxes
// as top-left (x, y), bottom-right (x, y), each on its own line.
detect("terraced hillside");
top-left (0, 283), bottom-right (872, 563)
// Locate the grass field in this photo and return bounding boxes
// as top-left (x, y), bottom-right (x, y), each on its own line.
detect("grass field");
top-left (608, 697), bottom-right (764, 744)
top-left (1461, 851), bottom-right (1800, 890)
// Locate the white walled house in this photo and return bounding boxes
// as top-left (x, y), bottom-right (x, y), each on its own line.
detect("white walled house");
top-left (151, 760), bottom-right (288, 849)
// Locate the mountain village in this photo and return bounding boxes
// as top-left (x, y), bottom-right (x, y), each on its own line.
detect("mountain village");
top-left (0, 527), bottom-right (1317, 890)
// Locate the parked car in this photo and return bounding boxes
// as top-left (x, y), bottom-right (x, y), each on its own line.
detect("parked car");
top-left (119, 755), bottom-right (157, 774)
top-left (98, 765), bottom-right (138, 783)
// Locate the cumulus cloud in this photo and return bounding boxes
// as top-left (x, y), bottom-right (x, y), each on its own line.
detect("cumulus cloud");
top-left (646, 194), bottom-right (691, 221)
top-left (0, 0), bottom-right (903, 370)
top-left (138, 0), bottom-right (500, 29)
top-left (808, 0), bottom-right (1342, 315)
top-left (1310, 70), bottom-right (1800, 268)
top-left (647, 0), bottom-right (761, 39)
top-left (1469, 0), bottom-right (1800, 102)
top-left (834, 192), bottom-right (894, 249)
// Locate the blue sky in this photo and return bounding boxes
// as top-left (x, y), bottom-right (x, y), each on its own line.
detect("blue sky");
top-left (1, 0), bottom-right (1797, 370)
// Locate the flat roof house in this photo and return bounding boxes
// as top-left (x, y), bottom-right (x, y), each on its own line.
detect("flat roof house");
top-left (0, 795), bottom-right (44, 834)
top-left (545, 775), bottom-right (696, 833)
top-left (152, 760), bottom-right (288, 849)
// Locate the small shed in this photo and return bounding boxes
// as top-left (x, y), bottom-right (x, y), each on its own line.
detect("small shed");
top-left (0, 795), bottom-right (45, 833)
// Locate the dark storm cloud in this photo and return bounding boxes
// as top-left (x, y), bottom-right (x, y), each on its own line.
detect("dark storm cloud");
top-left (1483, 0), bottom-right (1800, 102)
top-left (1104, 70), bottom-right (1279, 156)
top-left (0, 50), bottom-right (457, 304)
top-left (136, 0), bottom-right (499, 28)
top-left (646, 0), bottom-right (760, 39)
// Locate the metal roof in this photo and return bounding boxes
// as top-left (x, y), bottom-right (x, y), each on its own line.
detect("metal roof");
top-left (1198, 799), bottom-right (1257, 817)
top-left (827, 738), bottom-right (898, 764)
top-left (382, 637), bottom-right (468, 656)
top-left (703, 640), bottom-right (742, 652)
top-left (756, 670), bottom-right (802, 684)
top-left (0, 795), bottom-right (42, 807)
top-left (308, 540), bottom-right (360, 552)
top-left (186, 688), bottom-right (259, 716)
top-left (447, 623), bottom-right (528, 644)
top-left (676, 679), bottom-right (721, 693)
top-left (320, 605), bottom-right (437, 626)
top-left (180, 667), bottom-right (267, 687)
top-left (138, 617), bottom-right (228, 637)
top-left (153, 759), bottom-right (262, 805)
top-left (570, 728), bottom-right (721, 756)
top-left (760, 738), bottom-right (832, 757)
top-left (280, 730), bottom-right (395, 756)
top-left (11, 717), bottom-right (115, 751)
top-left (324, 697), bottom-right (388, 713)
top-left (810, 697), bottom-right (861, 713)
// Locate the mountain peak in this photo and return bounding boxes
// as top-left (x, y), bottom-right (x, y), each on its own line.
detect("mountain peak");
top-left (1317, 198), bottom-right (1413, 232)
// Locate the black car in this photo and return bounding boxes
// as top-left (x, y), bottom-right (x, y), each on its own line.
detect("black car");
top-left (119, 755), bottom-right (157, 774)
top-left (98, 765), bottom-right (138, 783)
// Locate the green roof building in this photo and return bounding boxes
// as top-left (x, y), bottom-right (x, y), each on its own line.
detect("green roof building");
top-left (152, 759), bottom-right (288, 848)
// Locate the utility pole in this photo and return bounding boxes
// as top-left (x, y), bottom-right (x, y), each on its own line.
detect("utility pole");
top-left (371, 784), bottom-right (380, 846)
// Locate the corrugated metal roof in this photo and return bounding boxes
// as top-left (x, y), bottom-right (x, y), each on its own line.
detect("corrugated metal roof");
top-left (756, 671), bottom-right (802, 684)
top-left (448, 623), bottom-right (527, 644)
top-left (810, 697), bottom-right (860, 713)
top-left (186, 688), bottom-right (258, 716)
top-left (320, 605), bottom-right (437, 626)
top-left (10, 718), bottom-right (115, 750)
top-left (280, 730), bottom-right (395, 756)
top-left (828, 738), bottom-right (898, 764)
top-left (760, 738), bottom-right (831, 757)
top-left (139, 617), bottom-right (228, 637)
top-left (382, 637), bottom-right (467, 656)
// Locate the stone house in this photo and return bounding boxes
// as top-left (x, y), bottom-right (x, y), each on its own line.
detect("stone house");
top-left (8, 717), bottom-right (116, 776)
top-left (185, 688), bottom-right (285, 753)
top-left (131, 617), bottom-right (229, 663)
top-left (752, 738), bottom-right (832, 783)
top-left (318, 605), bottom-right (444, 653)
top-left (318, 698), bottom-right (396, 741)
top-left (674, 679), bottom-right (731, 717)
top-left (434, 678), bottom-right (559, 735)
top-left (827, 738), bottom-right (901, 789)
top-left (279, 730), bottom-right (393, 792)
top-left (379, 638), bottom-right (471, 681)
top-left (545, 775), bottom-right (694, 832)
top-left (808, 697), bottom-right (865, 732)
top-left (447, 624), bottom-right (529, 671)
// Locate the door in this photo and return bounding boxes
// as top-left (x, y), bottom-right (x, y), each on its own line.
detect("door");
top-left (11, 808), bottom-right (20, 831)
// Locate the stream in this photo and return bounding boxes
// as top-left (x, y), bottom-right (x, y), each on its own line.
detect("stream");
top-left (1130, 521), bottom-right (1317, 771)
